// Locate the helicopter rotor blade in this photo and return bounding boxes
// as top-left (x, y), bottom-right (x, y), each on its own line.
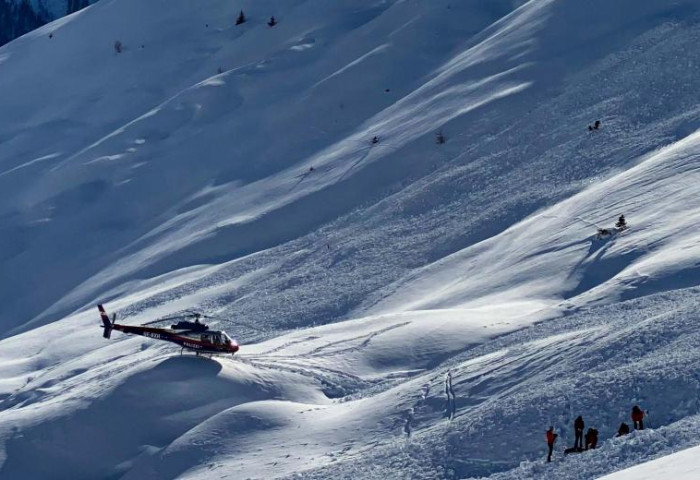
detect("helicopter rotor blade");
top-left (201, 314), bottom-right (265, 332)
top-left (140, 312), bottom-right (203, 326)
top-left (137, 310), bottom-right (264, 333)
top-left (140, 319), bottom-right (166, 326)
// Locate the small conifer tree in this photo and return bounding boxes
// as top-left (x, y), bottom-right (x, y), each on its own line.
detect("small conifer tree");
top-left (615, 214), bottom-right (627, 230)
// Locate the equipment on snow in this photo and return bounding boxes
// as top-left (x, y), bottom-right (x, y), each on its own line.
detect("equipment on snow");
top-left (268, 16), bottom-right (277, 27)
top-left (236, 10), bottom-right (246, 25)
top-left (617, 422), bottom-right (630, 437)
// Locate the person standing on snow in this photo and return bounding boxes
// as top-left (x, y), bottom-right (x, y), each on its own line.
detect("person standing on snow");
top-left (632, 405), bottom-right (645, 430)
top-left (574, 416), bottom-right (585, 450)
top-left (546, 426), bottom-right (558, 462)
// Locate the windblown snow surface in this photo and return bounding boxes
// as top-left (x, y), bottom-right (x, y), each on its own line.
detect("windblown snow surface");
top-left (4, 0), bottom-right (700, 479)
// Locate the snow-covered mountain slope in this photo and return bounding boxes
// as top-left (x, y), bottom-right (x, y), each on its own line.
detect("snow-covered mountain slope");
top-left (4, 0), bottom-right (700, 479)
top-left (598, 444), bottom-right (700, 480)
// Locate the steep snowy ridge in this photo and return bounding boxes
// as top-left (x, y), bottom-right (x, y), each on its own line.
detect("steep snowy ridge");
top-left (1, 0), bottom-right (94, 47)
top-left (3, 0), bottom-right (700, 479)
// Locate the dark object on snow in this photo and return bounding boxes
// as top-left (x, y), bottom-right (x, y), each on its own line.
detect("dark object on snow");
top-left (114, 40), bottom-right (123, 54)
top-left (371, 136), bottom-right (379, 144)
top-left (588, 120), bottom-right (602, 131)
top-left (564, 446), bottom-right (584, 455)
top-left (616, 214), bottom-right (627, 230)
top-left (235, 10), bottom-right (246, 25)
top-left (309, 166), bottom-right (315, 172)
top-left (632, 405), bottom-right (644, 430)
top-left (49, 33), bottom-right (53, 39)
top-left (546, 427), bottom-right (558, 462)
top-left (574, 416), bottom-right (585, 450)
top-left (597, 228), bottom-right (612, 239)
top-left (436, 131), bottom-right (446, 144)
top-left (617, 422), bottom-right (630, 437)
top-left (268, 16), bottom-right (277, 27)
top-left (585, 428), bottom-right (598, 450)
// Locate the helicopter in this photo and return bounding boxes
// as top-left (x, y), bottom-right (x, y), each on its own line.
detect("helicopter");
top-left (98, 304), bottom-right (240, 355)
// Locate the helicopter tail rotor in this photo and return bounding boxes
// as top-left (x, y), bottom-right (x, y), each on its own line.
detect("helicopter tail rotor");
top-left (98, 304), bottom-right (114, 339)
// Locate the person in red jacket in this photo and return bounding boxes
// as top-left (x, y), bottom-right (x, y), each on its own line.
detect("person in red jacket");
top-left (546, 426), bottom-right (558, 462)
top-left (632, 405), bottom-right (644, 430)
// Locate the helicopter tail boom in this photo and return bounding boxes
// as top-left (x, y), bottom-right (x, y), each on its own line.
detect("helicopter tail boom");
top-left (98, 304), bottom-right (113, 339)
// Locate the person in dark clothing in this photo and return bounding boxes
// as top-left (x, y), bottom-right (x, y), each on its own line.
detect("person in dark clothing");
top-left (268, 16), bottom-right (277, 27)
top-left (574, 416), bottom-right (585, 450)
top-left (585, 428), bottom-right (598, 449)
top-left (371, 136), bottom-right (379, 144)
top-left (594, 120), bottom-right (601, 129)
top-left (235, 10), bottom-right (246, 25)
top-left (617, 422), bottom-right (630, 437)
top-left (632, 406), bottom-right (644, 430)
top-left (546, 426), bottom-right (558, 462)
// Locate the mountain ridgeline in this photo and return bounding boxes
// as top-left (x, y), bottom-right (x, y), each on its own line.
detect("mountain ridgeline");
top-left (0, 0), bottom-right (91, 46)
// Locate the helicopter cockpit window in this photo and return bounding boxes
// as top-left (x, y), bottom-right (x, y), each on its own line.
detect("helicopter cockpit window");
top-left (214, 334), bottom-right (222, 345)
top-left (221, 331), bottom-right (232, 344)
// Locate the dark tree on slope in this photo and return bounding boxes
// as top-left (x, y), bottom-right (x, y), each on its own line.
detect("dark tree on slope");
top-left (0, 0), bottom-right (48, 47)
top-left (235, 10), bottom-right (246, 25)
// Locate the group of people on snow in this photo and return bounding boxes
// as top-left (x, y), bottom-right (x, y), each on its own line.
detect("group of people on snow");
top-left (545, 405), bottom-right (645, 462)
top-left (588, 120), bottom-right (602, 131)
top-left (597, 214), bottom-right (627, 239)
